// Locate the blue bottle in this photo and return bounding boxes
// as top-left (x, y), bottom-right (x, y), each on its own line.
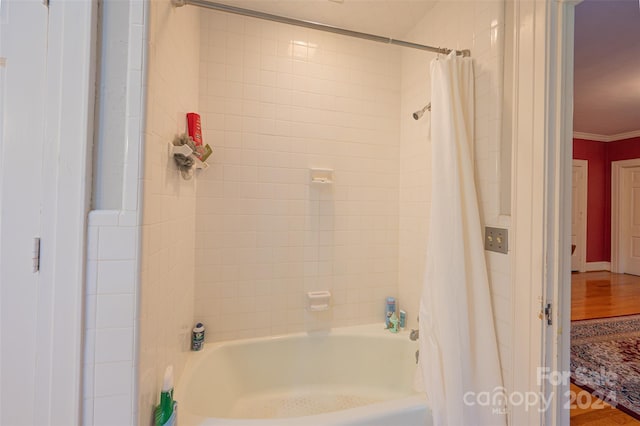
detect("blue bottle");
top-left (385, 297), bottom-right (396, 328)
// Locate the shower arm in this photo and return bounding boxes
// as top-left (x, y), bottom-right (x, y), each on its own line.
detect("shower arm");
top-left (412, 103), bottom-right (431, 120)
top-left (172, 0), bottom-right (471, 58)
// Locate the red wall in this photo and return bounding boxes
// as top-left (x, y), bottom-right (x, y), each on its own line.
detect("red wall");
top-left (573, 136), bottom-right (640, 262)
top-left (573, 139), bottom-right (607, 262)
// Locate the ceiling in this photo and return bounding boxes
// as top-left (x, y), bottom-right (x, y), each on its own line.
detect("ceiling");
top-left (574, 0), bottom-right (640, 136)
top-left (211, 0), bottom-right (437, 41)
top-left (210, 0), bottom-right (640, 137)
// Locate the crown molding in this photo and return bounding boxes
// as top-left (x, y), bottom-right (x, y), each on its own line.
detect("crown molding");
top-left (573, 130), bottom-right (640, 142)
top-left (573, 132), bottom-right (611, 142)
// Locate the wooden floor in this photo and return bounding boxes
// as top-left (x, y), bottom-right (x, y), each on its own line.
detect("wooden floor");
top-left (570, 271), bottom-right (640, 425)
top-left (572, 271), bottom-right (640, 321)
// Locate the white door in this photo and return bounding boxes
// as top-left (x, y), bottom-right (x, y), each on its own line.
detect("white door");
top-left (0, 1), bottom-right (49, 424)
top-left (571, 160), bottom-right (587, 272)
top-left (620, 166), bottom-right (640, 276)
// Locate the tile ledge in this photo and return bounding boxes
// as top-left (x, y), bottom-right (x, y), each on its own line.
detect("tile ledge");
top-left (88, 210), bottom-right (121, 227)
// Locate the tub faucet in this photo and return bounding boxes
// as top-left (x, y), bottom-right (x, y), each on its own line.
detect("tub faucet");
top-left (409, 315), bottom-right (419, 341)
top-left (410, 316), bottom-right (420, 364)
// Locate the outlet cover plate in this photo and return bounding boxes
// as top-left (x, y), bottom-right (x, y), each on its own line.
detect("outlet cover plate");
top-left (485, 227), bottom-right (508, 254)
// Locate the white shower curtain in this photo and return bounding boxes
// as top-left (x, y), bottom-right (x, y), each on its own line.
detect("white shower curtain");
top-left (418, 52), bottom-right (506, 426)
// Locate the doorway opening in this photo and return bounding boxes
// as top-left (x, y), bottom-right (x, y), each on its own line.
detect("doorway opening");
top-left (612, 159), bottom-right (640, 275)
top-left (568, 0), bottom-right (640, 423)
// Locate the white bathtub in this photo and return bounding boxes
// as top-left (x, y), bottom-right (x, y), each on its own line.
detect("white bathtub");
top-left (175, 324), bottom-right (430, 426)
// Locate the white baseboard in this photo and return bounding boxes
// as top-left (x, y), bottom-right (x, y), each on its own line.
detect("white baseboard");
top-left (585, 261), bottom-right (611, 272)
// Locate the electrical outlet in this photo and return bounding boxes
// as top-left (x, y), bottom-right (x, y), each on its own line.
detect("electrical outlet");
top-left (485, 227), bottom-right (508, 254)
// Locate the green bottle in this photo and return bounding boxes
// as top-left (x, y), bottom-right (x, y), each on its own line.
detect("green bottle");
top-left (389, 312), bottom-right (399, 333)
top-left (155, 366), bottom-right (176, 426)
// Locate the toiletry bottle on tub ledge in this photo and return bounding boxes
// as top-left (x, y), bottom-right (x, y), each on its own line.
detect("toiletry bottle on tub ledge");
top-left (389, 311), bottom-right (399, 333)
top-left (385, 297), bottom-right (396, 328)
top-left (192, 322), bottom-right (205, 351)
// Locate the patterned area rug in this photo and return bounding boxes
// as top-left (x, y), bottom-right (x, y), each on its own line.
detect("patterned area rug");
top-left (571, 314), bottom-right (640, 419)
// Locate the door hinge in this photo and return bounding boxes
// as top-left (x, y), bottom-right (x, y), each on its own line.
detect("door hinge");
top-left (33, 237), bottom-right (41, 273)
top-left (545, 303), bottom-right (552, 325)
top-left (541, 303), bottom-right (552, 326)
top-left (43, 0), bottom-right (49, 6)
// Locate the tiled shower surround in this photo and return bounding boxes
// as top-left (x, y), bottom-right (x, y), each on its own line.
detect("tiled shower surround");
top-left (195, 10), bottom-right (402, 341)
top-left (85, 1), bottom-right (512, 424)
top-left (193, 5), bottom-right (510, 375)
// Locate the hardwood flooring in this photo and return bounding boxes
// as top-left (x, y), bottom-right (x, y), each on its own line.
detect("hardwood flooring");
top-left (570, 271), bottom-right (640, 425)
top-left (572, 271), bottom-right (640, 321)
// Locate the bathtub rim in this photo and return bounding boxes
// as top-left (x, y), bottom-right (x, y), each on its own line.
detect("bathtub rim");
top-left (189, 323), bottom-right (413, 353)
top-left (176, 323), bottom-right (417, 389)
top-left (189, 394), bottom-right (428, 426)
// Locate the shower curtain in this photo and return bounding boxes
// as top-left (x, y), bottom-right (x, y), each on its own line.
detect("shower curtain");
top-left (418, 52), bottom-right (507, 426)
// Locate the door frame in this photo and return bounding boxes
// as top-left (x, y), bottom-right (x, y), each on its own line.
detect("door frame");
top-left (545, 2), bottom-right (579, 425)
top-left (510, 0), bottom-right (577, 425)
top-left (611, 159), bottom-right (640, 273)
top-left (0, 1), bottom-right (96, 424)
top-left (40, 2), bottom-right (96, 423)
top-left (572, 159), bottom-right (588, 272)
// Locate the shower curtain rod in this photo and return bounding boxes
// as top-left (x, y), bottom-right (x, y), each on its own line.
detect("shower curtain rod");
top-left (172, 0), bottom-right (471, 57)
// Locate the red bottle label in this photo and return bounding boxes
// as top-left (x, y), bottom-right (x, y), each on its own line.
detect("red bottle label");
top-left (187, 113), bottom-right (203, 147)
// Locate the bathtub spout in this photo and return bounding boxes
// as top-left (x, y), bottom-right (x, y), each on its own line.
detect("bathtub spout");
top-left (409, 329), bottom-right (419, 341)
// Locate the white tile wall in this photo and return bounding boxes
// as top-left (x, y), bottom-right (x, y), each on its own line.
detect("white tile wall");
top-left (195, 10), bottom-right (402, 341)
top-left (398, 0), bottom-right (512, 394)
top-left (84, 213), bottom-right (138, 426)
top-left (83, 0), bottom-right (199, 425)
top-left (137, 1), bottom-right (200, 425)
top-left (83, 0), bottom-right (146, 425)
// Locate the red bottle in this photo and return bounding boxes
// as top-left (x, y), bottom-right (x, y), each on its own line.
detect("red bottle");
top-left (187, 112), bottom-right (203, 147)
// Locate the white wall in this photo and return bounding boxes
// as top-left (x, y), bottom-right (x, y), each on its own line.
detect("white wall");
top-left (194, 10), bottom-right (402, 341)
top-left (82, 0), bottom-right (146, 424)
top-left (398, 0), bottom-right (512, 388)
top-left (137, 1), bottom-right (200, 425)
top-left (84, 1), bottom-right (201, 424)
